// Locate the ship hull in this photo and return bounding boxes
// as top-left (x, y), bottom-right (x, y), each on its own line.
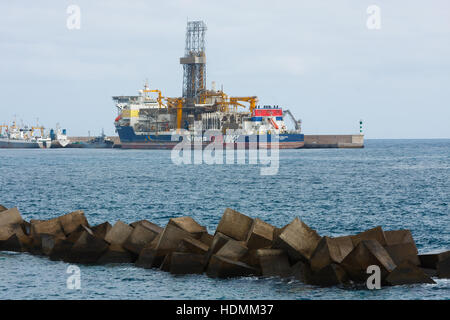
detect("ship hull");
top-left (51, 139), bottom-right (70, 148)
top-left (116, 126), bottom-right (304, 150)
top-left (78, 142), bottom-right (114, 149)
top-left (0, 139), bottom-right (40, 149)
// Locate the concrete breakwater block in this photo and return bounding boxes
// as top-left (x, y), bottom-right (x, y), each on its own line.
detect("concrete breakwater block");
top-left (31, 218), bottom-right (66, 241)
top-left (437, 257), bottom-right (450, 278)
top-left (1, 204), bottom-right (448, 288)
top-left (49, 239), bottom-right (74, 261)
top-left (91, 222), bottom-right (112, 239)
top-left (204, 232), bottom-right (234, 264)
top-left (136, 247), bottom-right (165, 269)
top-left (199, 232), bottom-right (214, 247)
top-left (169, 252), bottom-right (206, 275)
top-left (98, 244), bottom-right (136, 264)
top-left (290, 261), bottom-right (313, 283)
top-left (0, 204), bottom-right (8, 212)
top-left (310, 236), bottom-right (354, 272)
top-left (246, 218), bottom-right (275, 250)
top-left (384, 242), bottom-right (420, 266)
top-left (418, 251), bottom-right (450, 278)
top-left (0, 207), bottom-right (31, 250)
top-left (257, 249), bottom-right (291, 278)
top-left (206, 255), bottom-right (259, 278)
top-left (215, 239), bottom-right (248, 261)
top-left (418, 251), bottom-right (450, 269)
top-left (130, 220), bottom-right (163, 233)
top-left (177, 237), bottom-right (209, 255)
top-left (0, 207), bottom-right (23, 227)
top-left (65, 225), bottom-right (93, 243)
top-left (0, 234), bottom-right (24, 252)
top-left (58, 210), bottom-right (89, 235)
top-left (123, 223), bottom-right (160, 254)
top-left (160, 253), bottom-right (172, 272)
top-left (135, 224), bottom-right (195, 269)
top-left (272, 225), bottom-right (288, 243)
top-left (309, 263), bottom-right (349, 286)
top-left (384, 230), bottom-right (415, 246)
top-left (215, 208), bottom-right (253, 241)
top-left (66, 230), bottom-right (109, 264)
top-left (40, 234), bottom-right (58, 256)
top-left (47, 225), bottom-right (96, 260)
top-left (272, 217), bottom-right (321, 262)
top-left (168, 217), bottom-right (206, 239)
top-left (104, 221), bottom-right (134, 246)
top-left (160, 252), bottom-right (206, 274)
top-left (341, 239), bottom-right (396, 282)
top-left (29, 210), bottom-right (90, 251)
top-left (156, 223), bottom-right (195, 253)
top-left (351, 226), bottom-right (387, 247)
top-left (385, 261), bottom-right (436, 285)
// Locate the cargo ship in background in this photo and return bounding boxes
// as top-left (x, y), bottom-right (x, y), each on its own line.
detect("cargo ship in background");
top-left (50, 124), bottom-right (70, 148)
top-left (113, 21), bottom-right (304, 149)
top-left (0, 122), bottom-right (51, 149)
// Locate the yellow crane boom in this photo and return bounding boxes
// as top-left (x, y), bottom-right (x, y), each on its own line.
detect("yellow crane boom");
top-left (229, 96), bottom-right (258, 113)
top-left (142, 89), bottom-right (166, 108)
top-left (31, 126), bottom-right (45, 137)
top-left (165, 97), bottom-right (184, 131)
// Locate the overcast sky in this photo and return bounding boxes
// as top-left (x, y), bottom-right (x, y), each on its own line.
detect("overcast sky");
top-left (1, 0), bottom-right (449, 138)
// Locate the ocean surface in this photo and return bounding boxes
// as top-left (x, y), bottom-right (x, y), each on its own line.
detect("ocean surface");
top-left (0, 139), bottom-right (449, 300)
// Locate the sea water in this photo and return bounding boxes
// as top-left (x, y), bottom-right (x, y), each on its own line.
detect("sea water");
top-left (0, 139), bottom-right (449, 299)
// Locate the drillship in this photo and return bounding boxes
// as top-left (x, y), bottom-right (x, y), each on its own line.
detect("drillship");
top-left (114, 83), bottom-right (304, 149)
top-left (113, 21), bottom-right (304, 149)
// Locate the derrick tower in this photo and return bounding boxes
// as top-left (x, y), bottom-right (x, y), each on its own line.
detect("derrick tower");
top-left (180, 20), bottom-right (207, 106)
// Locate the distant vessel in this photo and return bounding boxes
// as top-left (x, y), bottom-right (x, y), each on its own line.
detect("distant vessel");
top-left (0, 122), bottom-right (51, 149)
top-left (50, 124), bottom-right (70, 148)
top-left (114, 83), bottom-right (304, 150)
top-left (113, 21), bottom-right (304, 150)
top-left (69, 130), bottom-right (114, 148)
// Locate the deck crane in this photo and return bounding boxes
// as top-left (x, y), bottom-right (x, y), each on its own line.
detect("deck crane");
top-left (283, 109), bottom-right (302, 131)
top-left (164, 97), bottom-right (184, 131)
top-left (31, 126), bottom-right (45, 137)
top-left (229, 96), bottom-right (258, 113)
top-left (142, 89), bottom-right (166, 108)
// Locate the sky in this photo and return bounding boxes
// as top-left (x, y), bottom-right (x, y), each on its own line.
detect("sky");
top-left (1, 0), bottom-right (449, 138)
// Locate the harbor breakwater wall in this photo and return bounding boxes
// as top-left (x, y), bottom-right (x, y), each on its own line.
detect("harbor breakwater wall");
top-left (304, 134), bottom-right (364, 148)
top-left (68, 135), bottom-right (364, 149)
top-left (0, 204), bottom-right (448, 287)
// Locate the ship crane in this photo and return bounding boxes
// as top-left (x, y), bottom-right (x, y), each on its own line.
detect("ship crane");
top-left (142, 89), bottom-right (166, 108)
top-left (31, 126), bottom-right (45, 138)
top-left (283, 109), bottom-right (302, 132)
top-left (164, 97), bottom-right (184, 131)
top-left (229, 96), bottom-right (258, 113)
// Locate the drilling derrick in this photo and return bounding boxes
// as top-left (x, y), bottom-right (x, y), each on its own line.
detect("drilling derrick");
top-left (180, 21), bottom-right (207, 107)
